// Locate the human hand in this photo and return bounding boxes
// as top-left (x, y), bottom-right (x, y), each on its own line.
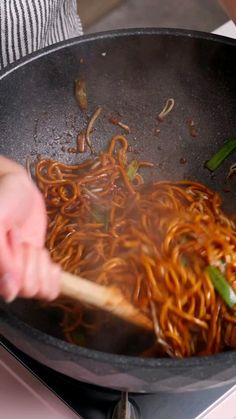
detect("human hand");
top-left (0, 156), bottom-right (60, 302)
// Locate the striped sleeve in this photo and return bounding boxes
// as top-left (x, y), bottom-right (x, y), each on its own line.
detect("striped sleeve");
top-left (0, 0), bottom-right (83, 70)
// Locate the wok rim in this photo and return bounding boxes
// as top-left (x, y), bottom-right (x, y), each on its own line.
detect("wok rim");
top-left (0, 27), bottom-right (236, 369)
top-left (1, 303), bottom-right (236, 368)
top-left (0, 27), bottom-right (236, 82)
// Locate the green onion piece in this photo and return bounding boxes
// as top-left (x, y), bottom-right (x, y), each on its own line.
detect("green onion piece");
top-left (91, 204), bottom-right (109, 232)
top-left (205, 139), bottom-right (236, 172)
top-left (71, 330), bottom-right (86, 345)
top-left (104, 214), bottom-right (109, 233)
top-left (127, 160), bottom-right (139, 181)
top-left (91, 206), bottom-right (105, 224)
top-left (206, 266), bottom-right (236, 309)
top-left (180, 255), bottom-right (189, 267)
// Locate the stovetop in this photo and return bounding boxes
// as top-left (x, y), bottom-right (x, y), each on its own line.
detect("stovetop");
top-left (1, 335), bottom-right (236, 419)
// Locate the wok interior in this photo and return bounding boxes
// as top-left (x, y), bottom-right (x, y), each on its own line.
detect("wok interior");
top-left (9, 299), bottom-right (155, 355)
top-left (0, 31), bottom-right (236, 357)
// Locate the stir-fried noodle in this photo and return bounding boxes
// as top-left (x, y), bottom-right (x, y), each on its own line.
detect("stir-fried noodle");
top-left (35, 135), bottom-right (236, 358)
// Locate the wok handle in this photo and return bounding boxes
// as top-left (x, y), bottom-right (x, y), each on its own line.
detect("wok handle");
top-left (60, 271), bottom-right (153, 331)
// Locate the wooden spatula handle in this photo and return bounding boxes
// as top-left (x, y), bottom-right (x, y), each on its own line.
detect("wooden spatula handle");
top-left (60, 271), bottom-right (153, 331)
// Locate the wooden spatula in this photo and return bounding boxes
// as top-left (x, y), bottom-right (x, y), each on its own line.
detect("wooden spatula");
top-left (60, 271), bottom-right (153, 331)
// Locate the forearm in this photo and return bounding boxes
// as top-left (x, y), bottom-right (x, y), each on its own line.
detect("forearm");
top-left (219, 0), bottom-right (236, 22)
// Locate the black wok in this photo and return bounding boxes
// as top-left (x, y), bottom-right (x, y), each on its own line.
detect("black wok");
top-left (0, 28), bottom-right (236, 393)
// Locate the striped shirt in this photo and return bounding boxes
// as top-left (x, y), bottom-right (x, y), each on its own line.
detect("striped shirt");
top-left (0, 0), bottom-right (83, 70)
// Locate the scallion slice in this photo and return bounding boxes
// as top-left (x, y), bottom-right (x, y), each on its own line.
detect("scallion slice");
top-left (205, 139), bottom-right (236, 172)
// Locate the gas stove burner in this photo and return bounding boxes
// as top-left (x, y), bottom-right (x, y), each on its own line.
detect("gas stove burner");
top-left (110, 392), bottom-right (141, 419)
